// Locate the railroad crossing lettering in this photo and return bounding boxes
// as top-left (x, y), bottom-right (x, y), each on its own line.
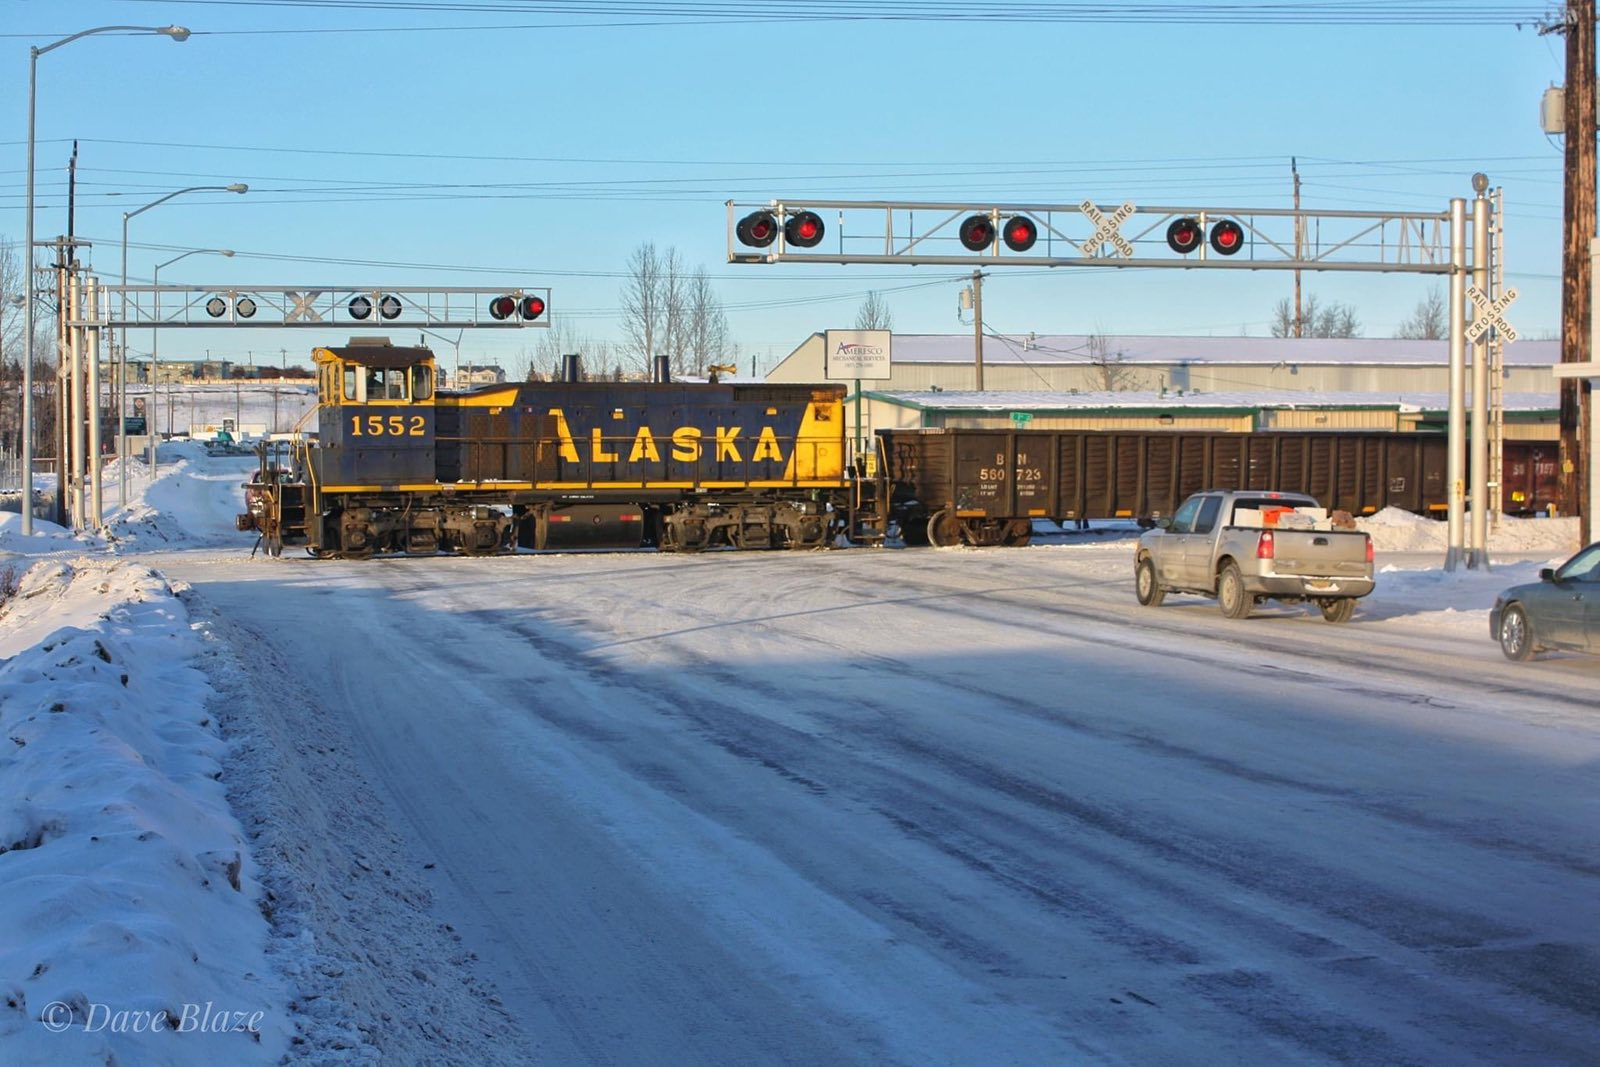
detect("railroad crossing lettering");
top-left (1465, 285), bottom-right (1518, 344)
top-left (1080, 200), bottom-right (1136, 258)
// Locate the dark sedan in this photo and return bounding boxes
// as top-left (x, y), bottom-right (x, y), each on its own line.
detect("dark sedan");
top-left (1491, 541), bottom-right (1600, 660)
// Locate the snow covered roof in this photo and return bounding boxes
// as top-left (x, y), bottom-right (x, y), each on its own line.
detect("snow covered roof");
top-left (864, 388), bottom-right (1558, 415)
top-left (862, 334), bottom-right (1559, 367)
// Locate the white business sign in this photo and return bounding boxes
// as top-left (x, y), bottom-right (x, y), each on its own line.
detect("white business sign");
top-left (824, 330), bottom-right (892, 381)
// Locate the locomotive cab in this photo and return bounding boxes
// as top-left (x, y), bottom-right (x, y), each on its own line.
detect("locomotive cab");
top-left (312, 339), bottom-right (437, 489)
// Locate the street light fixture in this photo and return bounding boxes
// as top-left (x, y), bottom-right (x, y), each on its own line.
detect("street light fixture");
top-left (148, 249), bottom-right (233, 476)
top-left (118, 182), bottom-right (247, 505)
top-left (22, 23), bottom-right (190, 535)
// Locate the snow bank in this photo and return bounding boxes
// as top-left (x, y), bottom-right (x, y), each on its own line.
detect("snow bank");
top-left (0, 558), bottom-right (289, 1065)
top-left (1356, 506), bottom-right (1581, 555)
top-left (101, 444), bottom-right (258, 552)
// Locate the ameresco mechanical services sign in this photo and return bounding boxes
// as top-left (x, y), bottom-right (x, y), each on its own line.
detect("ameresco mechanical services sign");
top-left (824, 330), bottom-right (891, 381)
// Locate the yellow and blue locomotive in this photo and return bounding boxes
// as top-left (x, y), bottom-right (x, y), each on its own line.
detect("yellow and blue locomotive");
top-left (240, 340), bottom-right (874, 558)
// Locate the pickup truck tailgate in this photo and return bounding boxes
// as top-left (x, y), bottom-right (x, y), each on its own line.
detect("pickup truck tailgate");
top-left (1266, 530), bottom-right (1370, 577)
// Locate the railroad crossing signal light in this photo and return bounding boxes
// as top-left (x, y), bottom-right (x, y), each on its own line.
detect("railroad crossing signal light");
top-left (1166, 217), bottom-right (1204, 255)
top-left (784, 210), bottom-right (825, 248)
top-left (1003, 216), bottom-right (1037, 252)
top-left (1209, 219), bottom-right (1244, 255)
top-left (960, 214), bottom-right (1037, 253)
top-left (959, 215), bottom-right (996, 251)
top-left (736, 210), bottom-right (778, 248)
top-left (235, 295), bottom-right (257, 319)
top-left (349, 293), bottom-right (403, 320)
top-left (735, 208), bottom-right (824, 249)
top-left (489, 294), bottom-right (545, 321)
top-left (1165, 217), bottom-right (1245, 256)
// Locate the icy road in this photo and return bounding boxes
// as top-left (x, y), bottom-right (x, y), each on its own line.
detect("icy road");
top-left (153, 530), bottom-right (1600, 1066)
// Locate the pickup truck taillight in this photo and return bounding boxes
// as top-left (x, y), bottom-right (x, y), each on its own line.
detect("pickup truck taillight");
top-left (1256, 530), bottom-right (1274, 559)
top-left (1366, 535), bottom-right (1374, 563)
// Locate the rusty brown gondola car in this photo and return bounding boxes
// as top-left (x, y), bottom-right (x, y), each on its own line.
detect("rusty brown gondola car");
top-left (877, 427), bottom-right (1553, 548)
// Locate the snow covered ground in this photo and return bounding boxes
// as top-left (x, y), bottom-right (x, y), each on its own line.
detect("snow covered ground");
top-left (2, 445), bottom-right (1597, 1065)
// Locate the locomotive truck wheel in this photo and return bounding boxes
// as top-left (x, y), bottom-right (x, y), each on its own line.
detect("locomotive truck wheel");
top-left (1135, 557), bottom-right (1166, 607)
top-left (928, 509), bottom-right (963, 548)
top-left (1317, 597), bottom-right (1356, 624)
top-left (1217, 562), bottom-right (1254, 619)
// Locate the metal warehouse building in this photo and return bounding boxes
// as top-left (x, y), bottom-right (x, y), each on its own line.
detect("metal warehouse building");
top-left (765, 333), bottom-right (1558, 452)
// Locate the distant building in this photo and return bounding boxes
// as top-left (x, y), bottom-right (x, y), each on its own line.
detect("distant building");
top-left (451, 364), bottom-right (506, 388)
top-left (768, 333), bottom-right (1559, 453)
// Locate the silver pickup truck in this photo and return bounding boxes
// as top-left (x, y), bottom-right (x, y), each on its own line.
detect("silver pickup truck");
top-left (1134, 490), bottom-right (1375, 622)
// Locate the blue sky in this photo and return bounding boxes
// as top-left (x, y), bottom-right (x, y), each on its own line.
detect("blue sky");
top-left (2, 1), bottom-right (1571, 377)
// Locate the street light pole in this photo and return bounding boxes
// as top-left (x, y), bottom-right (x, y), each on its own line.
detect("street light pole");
top-left (22, 23), bottom-right (190, 535)
top-left (119, 183), bottom-right (246, 506)
top-left (148, 249), bottom-right (233, 477)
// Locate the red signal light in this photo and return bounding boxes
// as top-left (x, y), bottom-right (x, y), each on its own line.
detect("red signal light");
top-left (959, 215), bottom-right (996, 252)
top-left (1166, 217), bottom-right (1203, 255)
top-left (489, 296), bottom-right (517, 320)
top-left (519, 295), bottom-right (546, 320)
top-left (784, 210), bottom-right (825, 248)
top-left (1003, 216), bottom-right (1037, 252)
top-left (737, 210), bottom-right (778, 248)
top-left (1210, 219), bottom-right (1245, 255)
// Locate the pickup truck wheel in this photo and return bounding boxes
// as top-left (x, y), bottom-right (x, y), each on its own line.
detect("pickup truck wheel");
top-left (1317, 597), bottom-right (1356, 623)
top-left (1217, 563), bottom-right (1254, 619)
top-left (1135, 557), bottom-right (1166, 606)
top-left (1499, 605), bottom-right (1537, 661)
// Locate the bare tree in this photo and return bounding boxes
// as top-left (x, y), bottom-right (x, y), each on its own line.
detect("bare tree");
top-left (1086, 332), bottom-right (1140, 391)
top-left (0, 238), bottom-right (54, 453)
top-left (0, 239), bottom-right (22, 363)
top-left (1396, 287), bottom-right (1447, 340)
top-left (1270, 294), bottom-right (1362, 338)
top-left (685, 267), bottom-right (729, 375)
top-left (528, 319), bottom-right (618, 381)
top-left (855, 290), bottom-right (893, 331)
top-left (619, 242), bottom-right (663, 372)
top-left (658, 247), bottom-right (692, 376)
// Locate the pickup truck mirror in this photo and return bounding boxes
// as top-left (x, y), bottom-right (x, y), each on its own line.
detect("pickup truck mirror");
top-left (1539, 567), bottom-right (1556, 582)
top-left (1153, 517), bottom-right (1172, 530)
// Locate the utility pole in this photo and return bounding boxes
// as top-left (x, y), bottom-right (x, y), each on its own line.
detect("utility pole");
top-left (971, 270), bottom-right (985, 391)
top-left (1292, 157), bottom-right (1304, 339)
top-left (1553, 0), bottom-right (1595, 543)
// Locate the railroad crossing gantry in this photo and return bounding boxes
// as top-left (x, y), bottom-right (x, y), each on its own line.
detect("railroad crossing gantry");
top-left (726, 181), bottom-right (1518, 571)
top-left (55, 276), bottom-right (552, 533)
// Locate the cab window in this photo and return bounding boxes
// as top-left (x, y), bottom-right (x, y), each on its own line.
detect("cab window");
top-left (1169, 496), bottom-right (1201, 534)
top-left (1193, 495), bottom-right (1222, 535)
top-left (410, 365), bottom-right (433, 401)
top-left (342, 367), bottom-right (357, 402)
top-left (362, 367), bottom-right (407, 402)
